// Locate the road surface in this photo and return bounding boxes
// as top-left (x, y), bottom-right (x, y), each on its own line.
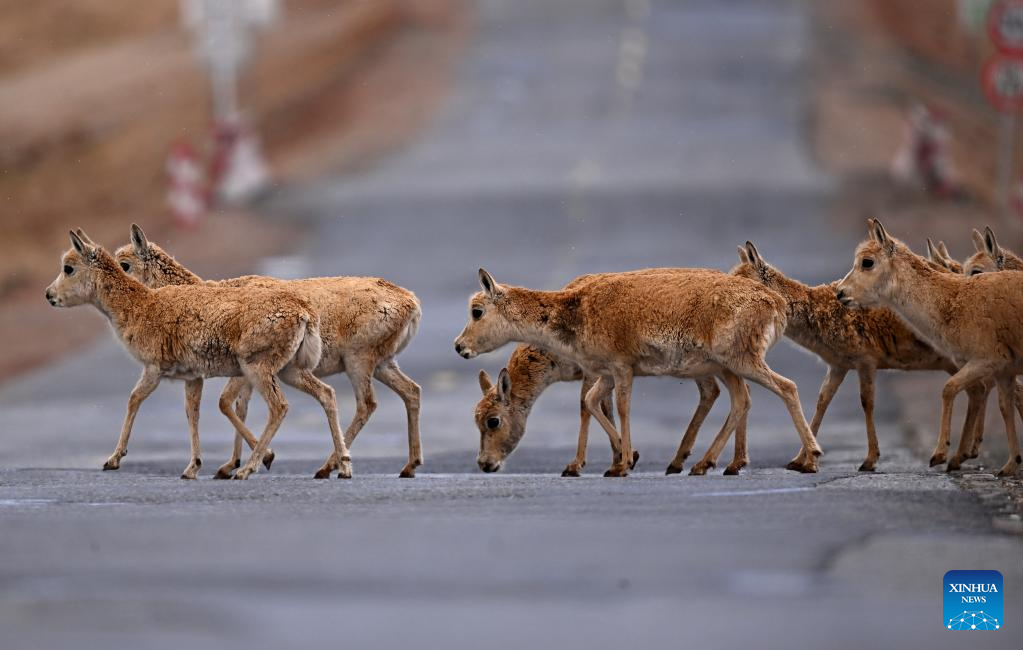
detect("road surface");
top-left (1, 1), bottom-right (1019, 648)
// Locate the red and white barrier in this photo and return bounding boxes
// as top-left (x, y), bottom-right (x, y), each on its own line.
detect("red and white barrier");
top-left (890, 104), bottom-right (959, 198)
top-left (166, 139), bottom-right (207, 228)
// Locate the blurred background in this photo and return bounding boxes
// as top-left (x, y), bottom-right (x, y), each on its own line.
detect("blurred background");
top-left (1, 1), bottom-right (1022, 648)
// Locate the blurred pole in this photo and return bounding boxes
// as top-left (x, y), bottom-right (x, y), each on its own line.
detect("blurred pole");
top-left (998, 114), bottom-right (1016, 219)
top-left (181, 0), bottom-right (279, 204)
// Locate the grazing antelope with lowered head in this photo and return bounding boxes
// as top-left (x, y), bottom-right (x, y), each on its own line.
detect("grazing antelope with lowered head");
top-left (45, 230), bottom-right (352, 480)
top-left (114, 224), bottom-right (423, 478)
top-left (836, 219), bottom-right (1023, 477)
top-left (476, 350), bottom-right (750, 477)
top-left (732, 241), bottom-right (986, 472)
top-left (474, 270), bottom-right (751, 477)
top-left (455, 267), bottom-right (820, 476)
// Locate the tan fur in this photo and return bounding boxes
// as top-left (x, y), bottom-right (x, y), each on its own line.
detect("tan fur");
top-left (46, 230), bottom-right (351, 480)
top-left (114, 224), bottom-right (423, 478)
top-left (836, 219), bottom-right (1023, 476)
top-left (940, 228), bottom-right (1023, 459)
top-left (733, 241), bottom-right (984, 471)
top-left (963, 226), bottom-right (1023, 276)
top-left (455, 268), bottom-right (819, 476)
top-left (473, 271), bottom-right (753, 477)
top-left (475, 351), bottom-right (748, 477)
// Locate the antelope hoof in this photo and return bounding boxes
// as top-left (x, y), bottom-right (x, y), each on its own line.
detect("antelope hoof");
top-left (723, 462), bottom-right (746, 476)
top-left (946, 457), bottom-right (963, 472)
top-left (929, 452), bottom-right (946, 467)
top-left (798, 462), bottom-right (818, 474)
top-left (233, 467), bottom-right (253, 480)
top-left (313, 465), bottom-right (333, 479)
top-left (665, 463), bottom-right (683, 475)
top-left (262, 450), bottom-right (276, 470)
top-left (213, 466), bottom-right (234, 480)
top-left (997, 457), bottom-right (1021, 477)
top-left (561, 465), bottom-right (582, 477)
top-left (785, 459), bottom-right (804, 472)
top-left (102, 458), bottom-right (121, 471)
top-left (337, 458), bottom-right (353, 479)
top-left (858, 461), bottom-right (877, 472)
top-left (689, 461), bottom-right (713, 476)
top-left (398, 464), bottom-right (417, 479)
top-left (603, 464), bottom-right (628, 477)
top-left (629, 450), bottom-right (640, 470)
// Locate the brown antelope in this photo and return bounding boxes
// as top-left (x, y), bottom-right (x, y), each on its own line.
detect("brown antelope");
top-left (836, 219), bottom-right (1023, 477)
top-left (473, 270), bottom-right (751, 477)
top-left (733, 241), bottom-right (986, 472)
top-left (455, 267), bottom-right (820, 476)
top-left (475, 348), bottom-right (751, 477)
top-left (937, 228), bottom-right (1023, 463)
top-left (114, 224), bottom-right (423, 478)
top-left (963, 226), bottom-right (1023, 276)
top-left (45, 230), bottom-right (352, 480)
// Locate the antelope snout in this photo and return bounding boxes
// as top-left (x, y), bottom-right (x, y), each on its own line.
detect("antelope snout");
top-left (454, 340), bottom-right (476, 359)
top-left (835, 288), bottom-right (852, 306)
top-left (478, 459), bottom-right (502, 473)
top-left (45, 287), bottom-right (57, 306)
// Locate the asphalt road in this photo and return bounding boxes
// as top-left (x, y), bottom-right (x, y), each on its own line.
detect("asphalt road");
top-left (1, 1), bottom-right (1020, 648)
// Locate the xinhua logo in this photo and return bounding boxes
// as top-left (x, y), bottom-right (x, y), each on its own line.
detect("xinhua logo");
top-left (943, 570), bottom-right (1003, 630)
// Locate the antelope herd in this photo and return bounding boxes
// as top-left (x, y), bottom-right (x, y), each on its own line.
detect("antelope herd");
top-left (44, 220), bottom-right (1023, 479)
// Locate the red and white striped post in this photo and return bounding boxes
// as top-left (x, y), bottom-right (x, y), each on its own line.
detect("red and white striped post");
top-left (165, 139), bottom-right (207, 228)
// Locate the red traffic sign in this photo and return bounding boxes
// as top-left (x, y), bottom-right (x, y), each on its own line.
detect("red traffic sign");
top-left (989, 0), bottom-right (1023, 54)
top-left (983, 54), bottom-right (1023, 112)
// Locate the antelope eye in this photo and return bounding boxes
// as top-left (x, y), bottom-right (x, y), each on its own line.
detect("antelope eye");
top-left (63, 265), bottom-right (74, 275)
top-left (471, 307), bottom-right (484, 320)
top-left (861, 258), bottom-right (874, 270)
top-left (120, 262), bottom-right (131, 272)
top-left (970, 269), bottom-right (983, 276)
top-left (486, 417), bottom-right (500, 430)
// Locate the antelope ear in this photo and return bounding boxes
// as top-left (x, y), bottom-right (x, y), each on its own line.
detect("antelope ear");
top-left (74, 228), bottom-right (96, 245)
top-left (925, 238), bottom-right (940, 263)
top-left (69, 230), bottom-right (97, 259)
top-left (478, 268), bottom-right (503, 298)
top-left (745, 241), bottom-right (766, 271)
top-left (869, 219), bottom-right (893, 253)
top-left (130, 223), bottom-right (150, 258)
top-left (937, 241), bottom-right (952, 260)
top-left (478, 369), bottom-right (493, 394)
top-left (497, 368), bottom-right (512, 403)
top-left (972, 228), bottom-right (986, 254)
top-left (737, 245), bottom-right (750, 265)
top-left (984, 225), bottom-right (1001, 259)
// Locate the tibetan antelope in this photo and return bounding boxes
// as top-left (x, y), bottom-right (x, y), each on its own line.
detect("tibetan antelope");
top-left (114, 224), bottom-right (423, 478)
top-left (733, 241), bottom-right (985, 472)
top-left (455, 268), bottom-right (820, 476)
top-left (46, 230), bottom-right (351, 480)
top-left (473, 270), bottom-right (751, 477)
top-left (836, 219), bottom-right (1023, 477)
top-left (475, 349), bottom-right (750, 477)
top-left (963, 226), bottom-right (1023, 276)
